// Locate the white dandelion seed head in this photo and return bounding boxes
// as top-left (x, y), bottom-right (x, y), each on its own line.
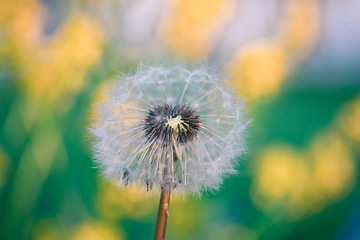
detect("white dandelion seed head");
top-left (90, 62), bottom-right (249, 196)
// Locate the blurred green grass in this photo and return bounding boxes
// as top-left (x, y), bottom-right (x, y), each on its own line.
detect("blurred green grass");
top-left (1, 0), bottom-right (360, 239)
top-left (1, 60), bottom-right (359, 239)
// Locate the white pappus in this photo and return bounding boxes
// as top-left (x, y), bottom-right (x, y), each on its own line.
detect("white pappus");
top-left (90, 63), bottom-right (249, 196)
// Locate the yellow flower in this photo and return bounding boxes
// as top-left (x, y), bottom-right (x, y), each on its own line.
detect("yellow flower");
top-left (252, 130), bottom-right (356, 220)
top-left (252, 145), bottom-right (311, 218)
top-left (97, 183), bottom-right (157, 220)
top-left (337, 94), bottom-right (360, 145)
top-left (226, 39), bottom-right (288, 99)
top-left (158, 0), bottom-right (232, 59)
top-left (278, 0), bottom-right (320, 60)
top-left (311, 131), bottom-right (355, 199)
top-left (70, 221), bottom-right (123, 240)
top-left (20, 15), bottom-right (104, 102)
top-left (0, 0), bottom-right (43, 45)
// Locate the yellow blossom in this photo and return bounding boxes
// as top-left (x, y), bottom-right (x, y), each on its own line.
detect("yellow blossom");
top-left (311, 131), bottom-right (355, 198)
top-left (252, 130), bottom-right (356, 220)
top-left (0, 0), bottom-right (43, 45)
top-left (278, 0), bottom-right (320, 60)
top-left (337, 94), bottom-right (360, 145)
top-left (158, 0), bottom-right (232, 59)
top-left (226, 39), bottom-right (288, 99)
top-left (97, 183), bottom-right (157, 220)
top-left (20, 15), bottom-right (104, 102)
top-left (70, 221), bottom-right (123, 240)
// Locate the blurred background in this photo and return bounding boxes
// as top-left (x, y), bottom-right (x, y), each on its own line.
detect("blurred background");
top-left (1, 0), bottom-right (360, 239)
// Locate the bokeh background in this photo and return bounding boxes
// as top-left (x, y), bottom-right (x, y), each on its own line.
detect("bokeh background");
top-left (1, 0), bottom-right (360, 239)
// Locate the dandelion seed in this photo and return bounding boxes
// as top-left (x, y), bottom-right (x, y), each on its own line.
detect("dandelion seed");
top-left (90, 63), bottom-right (250, 239)
top-left (90, 63), bottom-right (249, 196)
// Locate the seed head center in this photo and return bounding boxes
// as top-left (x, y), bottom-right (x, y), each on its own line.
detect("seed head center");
top-left (144, 103), bottom-right (201, 145)
top-left (166, 115), bottom-right (186, 132)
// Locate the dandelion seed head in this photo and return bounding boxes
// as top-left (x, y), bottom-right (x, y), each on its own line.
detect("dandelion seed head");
top-left (90, 62), bottom-right (249, 196)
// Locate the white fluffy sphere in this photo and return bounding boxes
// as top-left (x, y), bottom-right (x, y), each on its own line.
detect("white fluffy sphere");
top-left (90, 63), bottom-right (249, 196)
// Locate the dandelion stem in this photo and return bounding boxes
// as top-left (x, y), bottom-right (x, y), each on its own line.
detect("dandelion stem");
top-left (153, 185), bottom-right (171, 240)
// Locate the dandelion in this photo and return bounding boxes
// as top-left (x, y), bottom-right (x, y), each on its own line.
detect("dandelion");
top-left (90, 62), bottom-right (248, 239)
